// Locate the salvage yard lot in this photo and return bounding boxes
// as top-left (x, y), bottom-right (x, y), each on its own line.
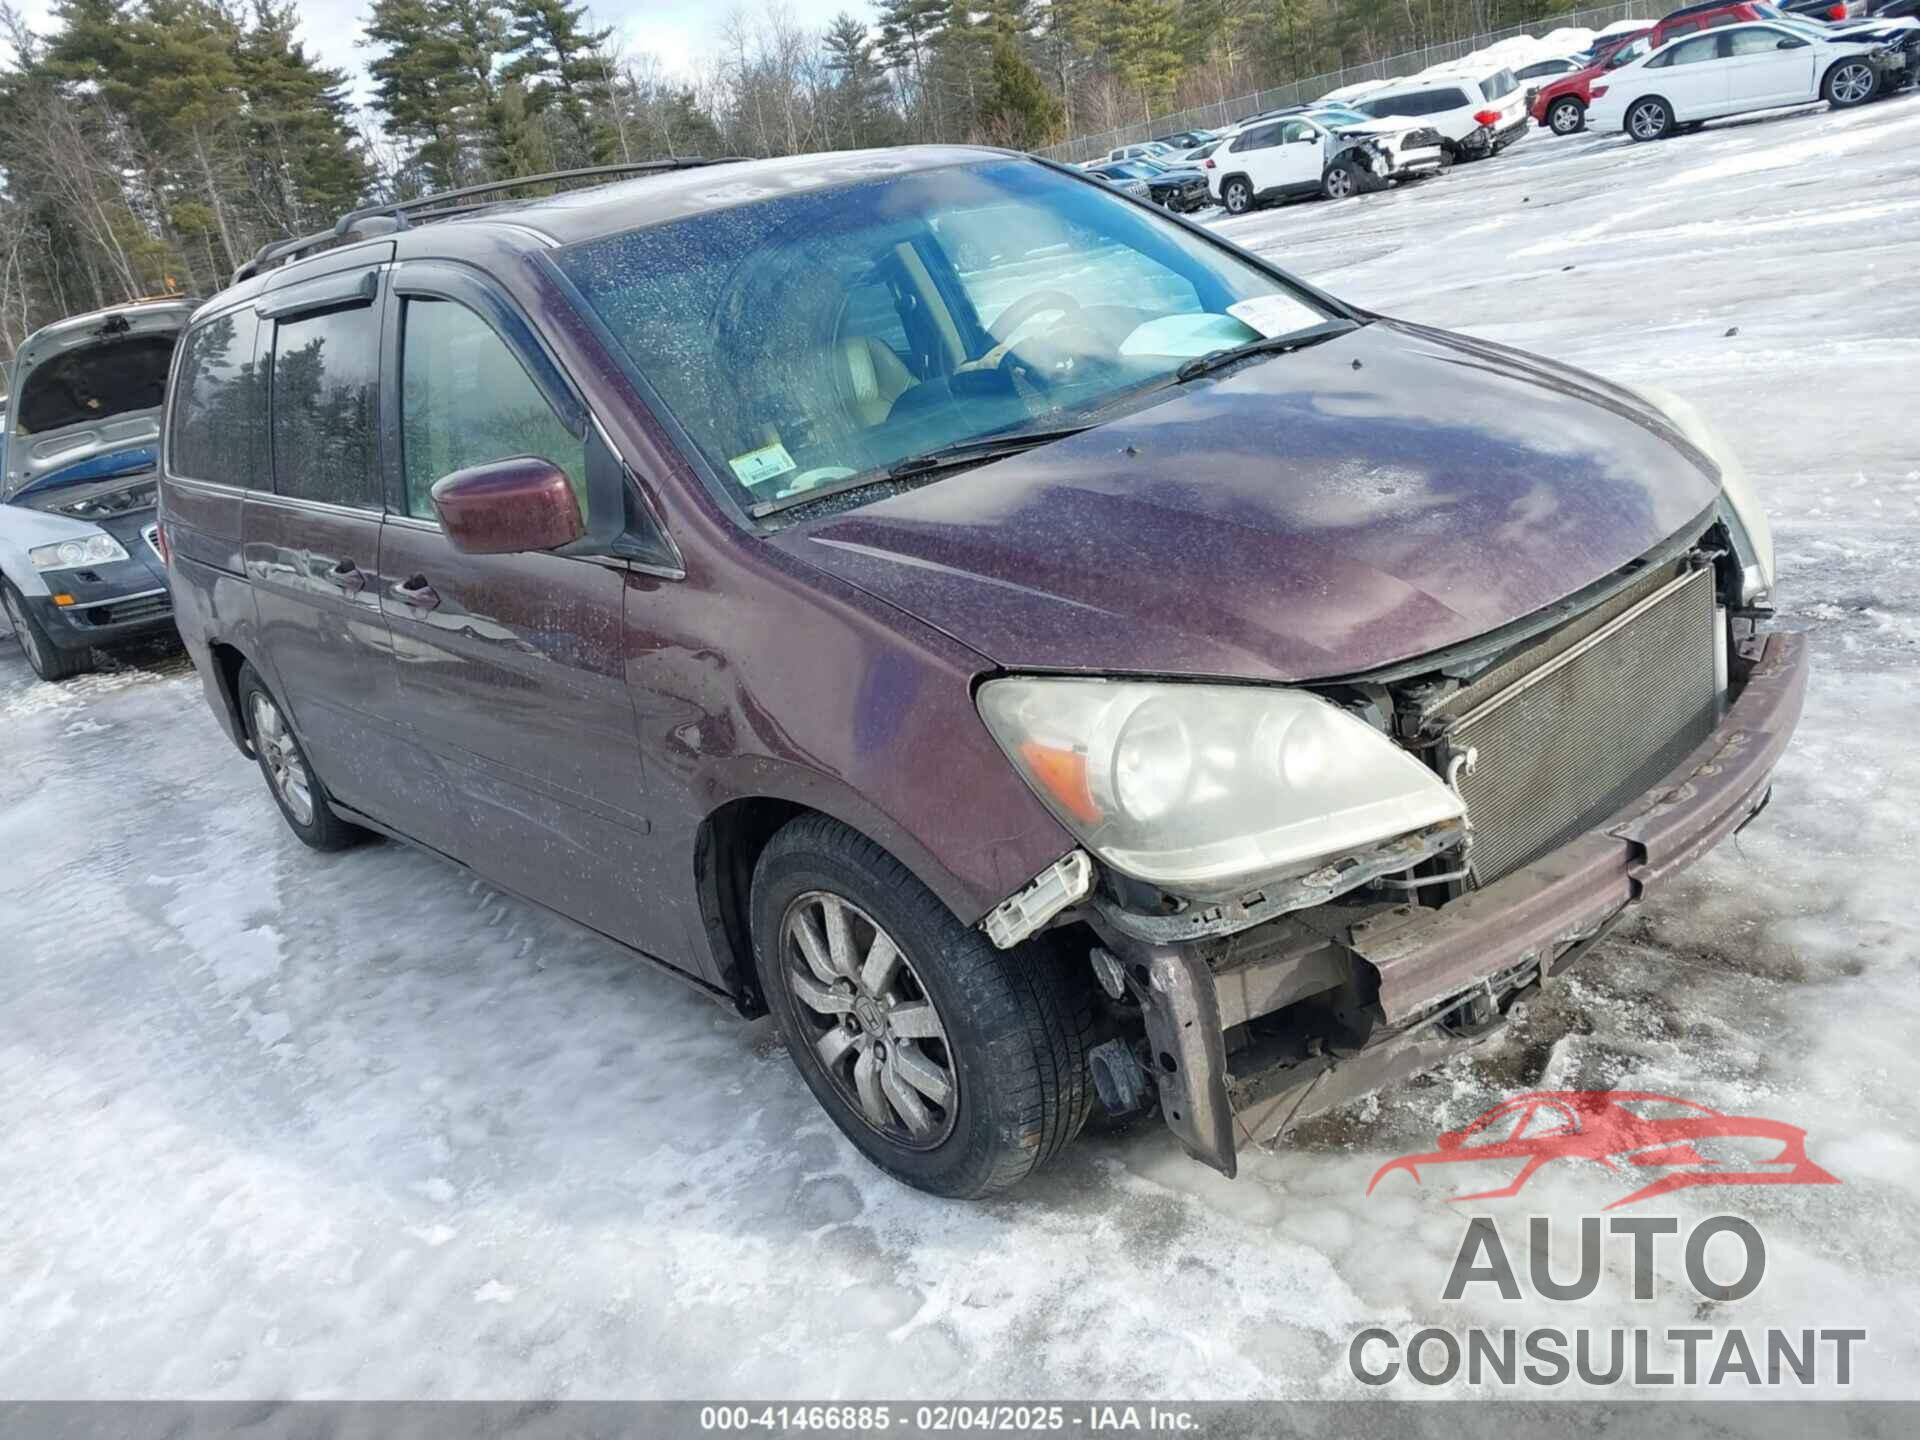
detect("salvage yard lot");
top-left (3, 98), bottom-right (1919, 1400)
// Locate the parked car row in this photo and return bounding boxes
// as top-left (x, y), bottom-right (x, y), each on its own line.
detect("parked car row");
top-left (1118, 0), bottom-right (1920, 219)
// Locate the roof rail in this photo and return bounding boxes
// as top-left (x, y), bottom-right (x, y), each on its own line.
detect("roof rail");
top-left (230, 156), bottom-right (748, 286)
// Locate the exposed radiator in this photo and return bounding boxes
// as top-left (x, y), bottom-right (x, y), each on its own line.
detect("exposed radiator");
top-left (1447, 565), bottom-right (1719, 884)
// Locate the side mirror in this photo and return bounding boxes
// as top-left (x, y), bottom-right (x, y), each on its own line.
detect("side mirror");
top-left (1776, 37), bottom-right (1801, 48)
top-left (430, 456), bottom-right (584, 556)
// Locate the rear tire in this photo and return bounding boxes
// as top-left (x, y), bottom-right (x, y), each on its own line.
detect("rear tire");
top-left (750, 814), bottom-right (1095, 1199)
top-left (2, 581), bottom-right (86, 681)
top-left (1626, 96), bottom-right (1674, 142)
top-left (236, 662), bottom-right (367, 851)
top-left (1548, 97), bottom-right (1586, 135)
top-left (1221, 177), bottom-right (1254, 215)
top-left (1824, 59), bottom-right (1877, 109)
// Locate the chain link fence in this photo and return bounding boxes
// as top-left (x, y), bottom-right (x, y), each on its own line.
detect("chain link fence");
top-left (1039, 2), bottom-right (1647, 163)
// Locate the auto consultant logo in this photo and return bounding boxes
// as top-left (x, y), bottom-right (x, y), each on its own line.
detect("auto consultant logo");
top-left (1350, 1090), bottom-right (1856, 1390)
top-left (1366, 1089), bottom-right (1840, 1209)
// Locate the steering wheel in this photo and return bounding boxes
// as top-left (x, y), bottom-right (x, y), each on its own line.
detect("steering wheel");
top-left (987, 289), bottom-right (1083, 344)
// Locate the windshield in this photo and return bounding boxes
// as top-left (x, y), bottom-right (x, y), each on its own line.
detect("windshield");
top-left (1481, 68), bottom-right (1519, 99)
top-left (1311, 106), bottom-right (1375, 126)
top-left (556, 160), bottom-right (1330, 515)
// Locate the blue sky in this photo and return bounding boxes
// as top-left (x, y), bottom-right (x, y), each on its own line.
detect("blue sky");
top-left (13, 0), bottom-right (863, 92)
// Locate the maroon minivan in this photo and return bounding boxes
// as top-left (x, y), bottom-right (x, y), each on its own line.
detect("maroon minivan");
top-left (159, 150), bottom-right (1802, 1197)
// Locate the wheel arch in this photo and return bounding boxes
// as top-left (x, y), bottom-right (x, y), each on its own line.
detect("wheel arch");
top-left (1822, 54), bottom-right (1877, 99)
top-left (1217, 170), bottom-right (1255, 205)
top-left (205, 637), bottom-right (262, 756)
top-left (1624, 93), bottom-right (1672, 134)
top-left (692, 775), bottom-right (1029, 1015)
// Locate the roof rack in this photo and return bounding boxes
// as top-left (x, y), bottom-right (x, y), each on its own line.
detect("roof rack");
top-left (230, 157), bottom-right (749, 286)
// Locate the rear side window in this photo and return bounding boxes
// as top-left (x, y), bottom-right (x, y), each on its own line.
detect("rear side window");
top-left (269, 305), bottom-right (379, 508)
top-left (399, 298), bottom-right (588, 522)
top-left (1232, 122), bottom-right (1286, 150)
top-left (169, 310), bottom-right (264, 487)
top-left (1481, 70), bottom-right (1518, 100)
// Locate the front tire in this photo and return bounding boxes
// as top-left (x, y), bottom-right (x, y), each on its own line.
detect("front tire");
top-left (1824, 59), bottom-right (1877, 109)
top-left (1548, 97), bottom-right (1585, 135)
top-left (751, 815), bottom-right (1094, 1199)
top-left (1322, 158), bottom-right (1374, 200)
top-left (236, 662), bottom-right (367, 851)
top-left (1220, 177), bottom-right (1254, 215)
top-left (1626, 96), bottom-right (1674, 142)
top-left (2, 581), bottom-right (86, 681)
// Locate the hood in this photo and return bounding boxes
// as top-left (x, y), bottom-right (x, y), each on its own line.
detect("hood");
top-left (4, 299), bottom-right (191, 500)
top-left (770, 320), bottom-right (1722, 683)
top-left (1150, 167), bottom-right (1208, 184)
top-left (1831, 15), bottom-right (1920, 39)
top-left (1326, 115), bottom-right (1419, 138)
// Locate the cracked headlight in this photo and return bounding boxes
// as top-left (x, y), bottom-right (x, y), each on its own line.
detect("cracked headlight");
top-left (1630, 383), bottom-right (1773, 604)
top-left (977, 678), bottom-right (1465, 900)
top-left (29, 533), bottom-right (129, 570)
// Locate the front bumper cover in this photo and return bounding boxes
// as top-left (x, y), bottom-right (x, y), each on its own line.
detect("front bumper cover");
top-left (1094, 631), bottom-right (1809, 1177)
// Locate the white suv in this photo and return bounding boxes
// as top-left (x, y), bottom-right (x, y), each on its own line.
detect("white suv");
top-left (1351, 67), bottom-right (1531, 160)
top-left (1205, 108), bottom-right (1448, 214)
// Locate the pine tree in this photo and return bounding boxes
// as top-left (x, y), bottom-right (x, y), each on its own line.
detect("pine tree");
top-left (503, 0), bottom-right (615, 165)
top-left (1100, 0), bottom-right (1183, 121)
top-left (874, 0), bottom-right (949, 140)
top-left (1035, 0), bottom-right (1094, 137)
top-left (978, 34), bottom-right (1062, 148)
top-left (364, 0), bottom-right (518, 188)
top-left (237, 1), bottom-right (370, 236)
top-left (823, 14), bottom-right (897, 149)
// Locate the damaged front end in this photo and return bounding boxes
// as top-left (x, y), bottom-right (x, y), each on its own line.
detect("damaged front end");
top-left (977, 524), bottom-right (1807, 1178)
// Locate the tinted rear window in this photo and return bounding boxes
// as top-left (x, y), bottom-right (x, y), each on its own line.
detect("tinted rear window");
top-left (269, 305), bottom-right (379, 508)
top-left (1482, 69), bottom-right (1518, 100)
top-left (169, 311), bottom-right (265, 488)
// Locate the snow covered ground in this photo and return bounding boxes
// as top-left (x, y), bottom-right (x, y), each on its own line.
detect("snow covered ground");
top-left (3, 98), bottom-right (1919, 1404)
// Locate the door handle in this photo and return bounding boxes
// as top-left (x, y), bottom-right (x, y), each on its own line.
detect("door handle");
top-left (325, 559), bottom-right (365, 594)
top-left (393, 574), bottom-right (440, 611)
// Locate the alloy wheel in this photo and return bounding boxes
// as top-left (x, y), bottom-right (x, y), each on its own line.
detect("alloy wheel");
top-left (1225, 182), bottom-right (1249, 213)
top-left (1550, 101), bottom-right (1582, 135)
top-left (1325, 167), bottom-right (1353, 199)
top-left (249, 690), bottom-right (314, 825)
top-left (781, 891), bottom-right (958, 1148)
top-left (1832, 64), bottom-right (1874, 105)
top-left (1629, 101), bottom-right (1667, 140)
top-left (3, 589), bottom-right (44, 674)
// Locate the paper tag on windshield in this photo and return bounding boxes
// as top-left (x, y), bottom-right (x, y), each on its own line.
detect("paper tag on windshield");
top-left (728, 441), bottom-right (797, 488)
top-left (1228, 295), bottom-right (1315, 339)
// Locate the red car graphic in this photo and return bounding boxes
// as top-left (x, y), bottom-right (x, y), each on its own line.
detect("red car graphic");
top-left (1367, 1090), bottom-right (1839, 1210)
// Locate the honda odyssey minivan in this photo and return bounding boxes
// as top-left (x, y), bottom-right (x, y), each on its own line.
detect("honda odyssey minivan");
top-left (159, 149), bottom-right (1803, 1198)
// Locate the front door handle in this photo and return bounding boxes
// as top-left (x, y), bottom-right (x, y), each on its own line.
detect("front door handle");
top-left (393, 574), bottom-right (440, 611)
top-left (325, 559), bottom-right (365, 594)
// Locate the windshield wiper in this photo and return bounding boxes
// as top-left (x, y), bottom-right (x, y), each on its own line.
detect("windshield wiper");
top-left (1173, 317), bottom-right (1362, 384)
top-left (884, 423), bottom-right (1095, 481)
top-left (749, 422), bottom-right (1094, 518)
